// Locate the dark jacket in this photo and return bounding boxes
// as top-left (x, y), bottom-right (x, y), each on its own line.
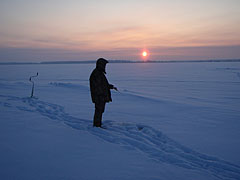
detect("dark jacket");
top-left (89, 68), bottom-right (113, 103)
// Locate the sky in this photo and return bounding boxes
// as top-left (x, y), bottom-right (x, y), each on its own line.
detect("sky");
top-left (0, 0), bottom-right (240, 62)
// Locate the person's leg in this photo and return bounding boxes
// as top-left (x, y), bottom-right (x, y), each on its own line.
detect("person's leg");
top-left (93, 101), bottom-right (106, 127)
top-left (93, 107), bottom-right (102, 127)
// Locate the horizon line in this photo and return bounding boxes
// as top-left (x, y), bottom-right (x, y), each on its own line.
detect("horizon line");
top-left (0, 59), bottom-right (240, 65)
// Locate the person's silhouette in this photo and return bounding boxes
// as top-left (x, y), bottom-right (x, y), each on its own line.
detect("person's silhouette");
top-left (89, 58), bottom-right (117, 127)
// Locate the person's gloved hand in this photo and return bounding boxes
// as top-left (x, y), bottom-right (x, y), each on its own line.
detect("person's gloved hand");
top-left (113, 86), bottom-right (118, 91)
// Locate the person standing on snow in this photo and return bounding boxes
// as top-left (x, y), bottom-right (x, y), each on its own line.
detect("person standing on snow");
top-left (89, 58), bottom-right (118, 127)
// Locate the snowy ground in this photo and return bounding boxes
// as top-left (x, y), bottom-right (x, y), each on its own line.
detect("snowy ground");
top-left (0, 62), bottom-right (240, 180)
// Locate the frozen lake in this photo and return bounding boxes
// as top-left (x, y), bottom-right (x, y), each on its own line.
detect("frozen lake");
top-left (2, 62), bottom-right (240, 108)
top-left (1, 62), bottom-right (240, 179)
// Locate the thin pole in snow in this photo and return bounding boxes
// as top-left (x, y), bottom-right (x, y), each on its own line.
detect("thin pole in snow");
top-left (29, 72), bottom-right (38, 98)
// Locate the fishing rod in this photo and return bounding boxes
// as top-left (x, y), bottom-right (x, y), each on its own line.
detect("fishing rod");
top-left (29, 72), bottom-right (39, 98)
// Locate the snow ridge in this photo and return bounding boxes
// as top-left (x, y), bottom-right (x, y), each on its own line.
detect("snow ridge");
top-left (1, 95), bottom-right (240, 180)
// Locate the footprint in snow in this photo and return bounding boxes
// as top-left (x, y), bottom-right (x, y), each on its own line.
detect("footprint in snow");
top-left (1, 94), bottom-right (240, 180)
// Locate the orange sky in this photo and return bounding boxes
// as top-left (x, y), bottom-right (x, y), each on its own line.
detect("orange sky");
top-left (0, 0), bottom-right (240, 61)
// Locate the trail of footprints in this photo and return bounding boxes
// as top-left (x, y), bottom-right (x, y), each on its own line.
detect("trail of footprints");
top-left (1, 95), bottom-right (240, 180)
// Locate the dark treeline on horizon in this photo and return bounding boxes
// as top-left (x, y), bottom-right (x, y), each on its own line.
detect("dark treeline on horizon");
top-left (0, 59), bottom-right (240, 65)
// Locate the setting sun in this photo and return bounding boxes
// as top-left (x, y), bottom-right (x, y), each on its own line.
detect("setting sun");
top-left (142, 51), bottom-right (148, 57)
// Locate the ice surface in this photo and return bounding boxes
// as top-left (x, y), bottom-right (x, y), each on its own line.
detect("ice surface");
top-left (0, 62), bottom-right (240, 180)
